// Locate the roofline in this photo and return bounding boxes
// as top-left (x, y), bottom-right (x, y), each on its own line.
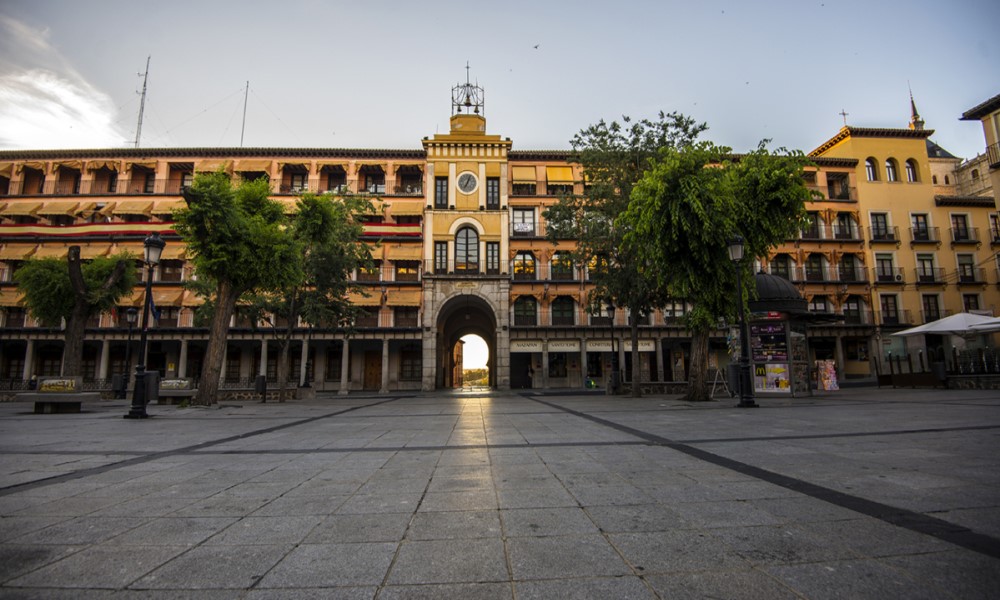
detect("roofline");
top-left (960, 93), bottom-right (1000, 121)
top-left (934, 195), bottom-right (997, 208)
top-left (0, 147), bottom-right (427, 160)
top-left (809, 126), bottom-right (935, 157)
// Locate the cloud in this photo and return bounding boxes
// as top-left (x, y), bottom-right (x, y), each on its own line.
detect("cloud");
top-left (0, 15), bottom-right (128, 149)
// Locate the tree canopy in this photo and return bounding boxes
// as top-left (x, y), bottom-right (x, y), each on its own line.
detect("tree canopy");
top-left (624, 141), bottom-right (814, 400)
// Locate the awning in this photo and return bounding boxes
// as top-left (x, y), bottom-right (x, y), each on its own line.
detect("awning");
top-left (347, 291), bottom-right (382, 306)
top-left (30, 245), bottom-right (69, 259)
top-left (35, 201), bottom-right (80, 216)
top-left (32, 244), bottom-right (112, 260)
top-left (86, 160), bottom-right (119, 172)
top-left (97, 202), bottom-right (116, 216)
top-left (0, 289), bottom-right (23, 306)
top-left (545, 166), bottom-right (574, 184)
top-left (0, 244), bottom-right (37, 260)
top-left (1, 201), bottom-right (42, 216)
top-left (235, 159), bottom-right (272, 172)
top-left (53, 160), bottom-right (83, 171)
top-left (318, 162), bottom-right (347, 172)
top-left (182, 292), bottom-right (203, 306)
top-left (388, 201), bottom-right (424, 216)
top-left (113, 200), bottom-right (154, 215)
top-left (195, 159), bottom-right (231, 173)
top-left (511, 166), bottom-right (536, 183)
top-left (127, 289), bottom-right (184, 307)
top-left (78, 244), bottom-right (112, 259)
top-left (17, 161), bottom-right (46, 173)
top-left (278, 162), bottom-right (308, 172)
top-left (150, 199), bottom-right (186, 214)
top-left (384, 244), bottom-right (423, 261)
top-left (0, 162), bottom-right (13, 177)
top-left (160, 245), bottom-right (187, 260)
top-left (125, 161), bottom-right (157, 171)
top-left (386, 290), bottom-right (421, 307)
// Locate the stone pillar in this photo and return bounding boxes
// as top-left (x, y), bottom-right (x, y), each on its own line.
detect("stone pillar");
top-left (339, 339), bottom-right (350, 395)
top-left (580, 339), bottom-right (588, 389)
top-left (380, 339), bottom-right (389, 393)
top-left (655, 338), bottom-right (664, 382)
top-left (541, 346), bottom-right (549, 389)
top-left (178, 340), bottom-right (188, 378)
top-left (316, 344), bottom-right (328, 388)
top-left (98, 340), bottom-right (110, 380)
top-left (22, 340), bottom-right (34, 380)
top-left (834, 335), bottom-right (846, 384)
top-left (259, 339), bottom-right (268, 379)
top-left (299, 338), bottom-right (309, 386)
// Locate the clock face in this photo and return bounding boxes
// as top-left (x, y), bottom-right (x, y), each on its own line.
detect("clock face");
top-left (457, 171), bottom-right (478, 194)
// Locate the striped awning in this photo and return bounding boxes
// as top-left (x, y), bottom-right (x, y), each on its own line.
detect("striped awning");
top-left (384, 244), bottom-right (423, 261)
top-left (347, 291), bottom-right (382, 306)
top-left (35, 201), bottom-right (80, 216)
top-left (386, 290), bottom-right (421, 307)
top-left (388, 201), bottom-right (424, 216)
top-left (511, 166), bottom-right (536, 183)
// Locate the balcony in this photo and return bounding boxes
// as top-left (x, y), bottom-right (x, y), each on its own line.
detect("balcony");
top-left (393, 183), bottom-right (423, 196)
top-left (840, 309), bottom-right (873, 325)
top-left (909, 227), bottom-right (940, 245)
top-left (872, 267), bottom-right (905, 284)
top-left (914, 268), bottom-right (946, 285)
top-left (986, 142), bottom-right (1000, 169)
top-left (956, 268), bottom-right (986, 285)
top-left (875, 310), bottom-right (913, 326)
top-left (949, 227), bottom-right (980, 246)
top-left (837, 266), bottom-right (868, 283)
top-left (868, 226), bottom-right (900, 244)
top-left (831, 225), bottom-right (862, 243)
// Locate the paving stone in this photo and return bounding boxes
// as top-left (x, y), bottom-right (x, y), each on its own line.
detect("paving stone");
top-left (608, 530), bottom-right (751, 574)
top-left (10, 516), bottom-right (148, 545)
top-left (256, 542), bottom-right (397, 588)
top-left (109, 516), bottom-right (238, 546)
top-left (132, 544), bottom-right (293, 589)
top-left (506, 535), bottom-right (632, 580)
top-left (7, 543), bottom-right (189, 589)
top-left (500, 507), bottom-right (600, 537)
top-left (766, 558), bottom-right (945, 600)
top-left (584, 503), bottom-right (689, 533)
top-left (645, 570), bottom-right (802, 600)
top-left (387, 538), bottom-right (508, 584)
top-left (515, 576), bottom-right (655, 600)
top-left (378, 582), bottom-right (512, 599)
top-left (0, 543), bottom-right (79, 583)
top-left (305, 512), bottom-right (412, 543)
top-left (205, 515), bottom-right (323, 545)
top-left (406, 510), bottom-right (502, 540)
top-left (418, 490), bottom-right (498, 512)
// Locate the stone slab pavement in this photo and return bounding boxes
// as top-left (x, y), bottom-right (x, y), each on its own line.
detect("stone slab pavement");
top-left (0, 386), bottom-right (997, 598)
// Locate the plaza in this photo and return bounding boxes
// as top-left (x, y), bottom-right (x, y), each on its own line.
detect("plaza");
top-left (0, 387), bottom-right (998, 598)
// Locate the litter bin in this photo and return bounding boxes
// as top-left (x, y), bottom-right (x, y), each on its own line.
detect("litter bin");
top-left (255, 375), bottom-right (267, 402)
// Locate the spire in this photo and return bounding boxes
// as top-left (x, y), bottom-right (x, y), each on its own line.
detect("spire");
top-left (908, 86), bottom-right (925, 131)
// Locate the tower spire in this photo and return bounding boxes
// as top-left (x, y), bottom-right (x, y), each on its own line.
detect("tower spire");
top-left (908, 84), bottom-right (924, 131)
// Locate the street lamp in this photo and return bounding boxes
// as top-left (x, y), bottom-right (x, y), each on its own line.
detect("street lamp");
top-left (728, 236), bottom-right (758, 408)
top-left (125, 232), bottom-right (165, 419)
top-left (607, 300), bottom-right (620, 394)
top-left (119, 307), bottom-right (138, 399)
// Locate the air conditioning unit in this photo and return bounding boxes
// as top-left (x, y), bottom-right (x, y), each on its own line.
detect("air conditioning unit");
top-left (895, 274), bottom-right (904, 282)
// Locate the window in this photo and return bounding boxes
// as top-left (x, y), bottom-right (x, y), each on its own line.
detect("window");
top-left (865, 158), bottom-right (879, 181)
top-left (551, 296), bottom-right (575, 326)
top-left (143, 172), bottom-right (155, 194)
top-left (870, 213), bottom-right (891, 240)
top-left (486, 177), bottom-right (500, 210)
top-left (289, 173), bottom-right (307, 192)
top-left (957, 255), bottom-right (976, 282)
top-left (905, 159), bottom-right (918, 182)
top-left (885, 158), bottom-right (898, 182)
top-left (155, 307), bottom-right (179, 328)
top-left (880, 295), bottom-right (900, 324)
top-left (843, 296), bottom-right (863, 324)
top-left (512, 251), bottom-right (536, 280)
top-left (916, 254), bottom-right (936, 282)
top-left (394, 307), bottom-right (419, 327)
top-left (809, 295), bottom-right (828, 312)
top-left (325, 167), bottom-right (347, 192)
top-left (513, 296), bottom-right (537, 326)
top-left (395, 261), bottom-right (419, 282)
top-left (801, 212), bottom-right (821, 239)
top-left (434, 241), bottom-right (448, 273)
top-left (455, 227), bottom-right (479, 273)
top-left (839, 254), bottom-right (860, 282)
top-left (434, 176), bottom-right (448, 209)
top-left (399, 347), bottom-right (421, 380)
top-left (991, 214), bottom-right (1000, 242)
top-left (921, 295), bottom-right (940, 323)
top-left (357, 261), bottom-right (381, 282)
top-left (663, 300), bottom-right (686, 323)
top-left (805, 254), bottom-right (825, 281)
top-left (770, 254), bottom-right (791, 280)
top-left (875, 254), bottom-right (896, 282)
top-left (179, 172), bottom-right (193, 189)
top-left (826, 172), bottom-right (850, 200)
top-left (932, 175), bottom-right (938, 184)
top-left (486, 242), bottom-right (499, 274)
top-left (951, 214), bottom-right (970, 241)
top-left (548, 353), bottom-right (567, 378)
top-left (160, 260), bottom-right (184, 282)
top-left (912, 214), bottom-right (930, 241)
top-left (550, 252), bottom-right (574, 280)
top-left (972, 169), bottom-right (980, 180)
top-left (834, 213), bottom-right (855, 239)
top-left (964, 294), bottom-right (981, 312)
top-left (361, 168), bottom-right (385, 194)
top-left (512, 208), bottom-right (535, 236)
top-left (354, 307), bottom-right (379, 327)
top-left (945, 175), bottom-right (950, 185)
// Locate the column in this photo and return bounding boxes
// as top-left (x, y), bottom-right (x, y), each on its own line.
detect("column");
top-left (541, 346), bottom-right (549, 389)
top-left (22, 340), bottom-right (34, 381)
top-left (380, 339), bottom-right (389, 394)
top-left (834, 335), bottom-right (846, 384)
top-left (97, 340), bottom-right (110, 380)
top-left (580, 339), bottom-right (588, 389)
top-left (259, 339), bottom-right (268, 379)
top-left (178, 340), bottom-right (188, 378)
top-left (299, 338), bottom-right (310, 386)
top-left (339, 339), bottom-right (350, 395)
top-left (655, 338), bottom-right (664, 383)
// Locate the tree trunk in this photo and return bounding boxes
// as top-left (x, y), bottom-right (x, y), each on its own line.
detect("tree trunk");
top-left (61, 304), bottom-right (88, 377)
top-left (630, 319), bottom-right (641, 397)
top-left (685, 328), bottom-right (712, 402)
top-left (194, 280), bottom-right (240, 406)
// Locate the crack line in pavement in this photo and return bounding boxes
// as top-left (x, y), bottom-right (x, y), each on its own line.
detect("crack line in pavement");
top-left (0, 396), bottom-right (406, 497)
top-left (525, 394), bottom-right (1000, 561)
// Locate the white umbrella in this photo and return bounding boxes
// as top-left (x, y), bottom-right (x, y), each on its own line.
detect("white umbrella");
top-left (968, 316), bottom-right (1000, 333)
top-left (890, 312), bottom-right (995, 337)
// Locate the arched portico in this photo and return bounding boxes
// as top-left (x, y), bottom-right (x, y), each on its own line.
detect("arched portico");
top-left (432, 293), bottom-right (498, 389)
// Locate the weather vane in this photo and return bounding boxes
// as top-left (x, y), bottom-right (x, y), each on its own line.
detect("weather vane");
top-left (452, 61), bottom-right (484, 116)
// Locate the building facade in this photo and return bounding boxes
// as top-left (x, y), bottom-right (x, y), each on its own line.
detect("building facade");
top-left (1, 87), bottom-right (998, 392)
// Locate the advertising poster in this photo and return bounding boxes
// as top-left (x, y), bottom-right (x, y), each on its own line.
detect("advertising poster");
top-left (754, 363), bottom-right (791, 393)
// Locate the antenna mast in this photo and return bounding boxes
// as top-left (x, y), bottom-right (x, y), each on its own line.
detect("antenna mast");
top-left (134, 56), bottom-right (150, 148)
top-left (240, 81), bottom-right (249, 147)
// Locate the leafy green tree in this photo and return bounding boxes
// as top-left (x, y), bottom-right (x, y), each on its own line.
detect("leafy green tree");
top-left (625, 141), bottom-right (813, 401)
top-left (14, 248), bottom-right (137, 377)
top-left (544, 112), bottom-right (706, 396)
top-left (246, 192), bottom-right (374, 400)
top-left (176, 173), bottom-right (302, 405)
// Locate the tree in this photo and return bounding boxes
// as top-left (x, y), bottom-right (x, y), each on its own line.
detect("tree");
top-left (624, 141), bottom-right (813, 401)
top-left (14, 249), bottom-right (137, 376)
top-left (544, 112), bottom-right (706, 396)
top-left (246, 192), bottom-right (374, 400)
top-left (175, 173), bottom-right (302, 405)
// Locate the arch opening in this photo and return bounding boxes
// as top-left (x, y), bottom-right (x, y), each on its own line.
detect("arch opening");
top-left (435, 293), bottom-right (498, 389)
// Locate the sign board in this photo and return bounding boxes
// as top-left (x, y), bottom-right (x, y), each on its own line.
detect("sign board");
top-left (547, 340), bottom-right (580, 352)
top-left (511, 340), bottom-right (543, 352)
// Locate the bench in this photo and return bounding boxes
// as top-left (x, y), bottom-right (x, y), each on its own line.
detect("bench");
top-left (19, 377), bottom-right (100, 414)
top-left (157, 378), bottom-right (196, 405)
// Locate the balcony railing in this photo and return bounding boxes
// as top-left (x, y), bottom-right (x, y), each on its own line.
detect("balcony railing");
top-left (956, 268), bottom-right (986, 284)
top-left (824, 184), bottom-right (857, 201)
top-left (840, 309), bottom-right (873, 325)
top-left (986, 142), bottom-right (1000, 169)
top-left (868, 226), bottom-right (899, 244)
top-left (910, 227), bottom-right (940, 244)
top-left (875, 309), bottom-right (913, 326)
top-left (914, 268), bottom-right (946, 285)
top-left (872, 267), bottom-right (905, 284)
top-left (949, 227), bottom-right (980, 244)
top-left (393, 183), bottom-right (423, 196)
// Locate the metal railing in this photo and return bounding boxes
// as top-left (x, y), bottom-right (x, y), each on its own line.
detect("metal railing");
top-left (872, 267), bottom-right (905, 284)
top-left (956, 268), bottom-right (986, 284)
top-left (874, 309), bottom-right (913, 326)
top-left (868, 226), bottom-right (900, 243)
top-left (949, 227), bottom-right (980, 244)
top-left (914, 268), bottom-right (946, 284)
top-left (909, 227), bottom-right (940, 243)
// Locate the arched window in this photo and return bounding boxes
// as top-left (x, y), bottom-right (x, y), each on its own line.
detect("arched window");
top-left (513, 296), bottom-right (537, 326)
top-left (972, 169), bottom-right (980, 180)
top-left (945, 175), bottom-right (950, 185)
top-left (550, 252), bottom-right (574, 280)
top-left (455, 227), bottom-right (479, 273)
top-left (885, 158), bottom-right (898, 182)
top-left (865, 158), bottom-right (879, 181)
top-left (551, 296), bottom-right (575, 326)
top-left (512, 251), bottom-right (536, 280)
top-left (932, 175), bottom-right (938, 184)
top-left (904, 159), bottom-right (918, 182)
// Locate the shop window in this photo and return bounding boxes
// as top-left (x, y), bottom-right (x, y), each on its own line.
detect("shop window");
top-left (399, 348), bottom-right (421, 380)
top-left (548, 353), bottom-right (568, 378)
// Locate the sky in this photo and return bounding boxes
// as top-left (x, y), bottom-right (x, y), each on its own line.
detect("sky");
top-left (1, 0), bottom-right (998, 160)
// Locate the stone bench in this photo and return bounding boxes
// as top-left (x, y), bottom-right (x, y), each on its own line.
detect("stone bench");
top-left (157, 378), bottom-right (196, 405)
top-left (18, 377), bottom-right (100, 414)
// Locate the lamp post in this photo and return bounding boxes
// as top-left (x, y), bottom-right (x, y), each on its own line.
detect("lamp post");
top-left (125, 233), bottom-right (165, 419)
top-left (120, 307), bottom-right (138, 399)
top-left (607, 300), bottom-right (620, 394)
top-left (728, 236), bottom-right (758, 408)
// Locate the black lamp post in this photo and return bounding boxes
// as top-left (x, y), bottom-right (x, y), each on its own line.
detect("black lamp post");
top-left (728, 236), bottom-right (758, 408)
top-left (125, 233), bottom-right (165, 419)
top-left (607, 300), bottom-right (620, 394)
top-left (119, 307), bottom-right (138, 399)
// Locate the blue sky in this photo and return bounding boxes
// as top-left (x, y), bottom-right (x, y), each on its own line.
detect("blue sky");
top-left (1, 0), bottom-right (998, 159)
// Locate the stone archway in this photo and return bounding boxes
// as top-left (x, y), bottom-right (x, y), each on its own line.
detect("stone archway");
top-left (434, 293), bottom-right (498, 389)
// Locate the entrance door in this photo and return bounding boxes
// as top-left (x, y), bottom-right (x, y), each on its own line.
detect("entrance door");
top-left (363, 351), bottom-right (381, 390)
